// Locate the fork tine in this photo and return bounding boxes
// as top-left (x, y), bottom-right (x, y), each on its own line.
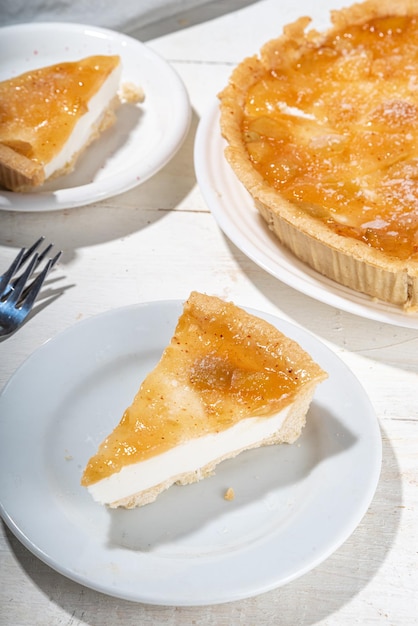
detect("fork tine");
top-left (49, 250), bottom-right (62, 269)
top-left (13, 237), bottom-right (50, 286)
top-left (0, 247), bottom-right (25, 296)
top-left (37, 243), bottom-right (53, 263)
top-left (18, 258), bottom-right (53, 313)
top-left (6, 254), bottom-right (40, 306)
top-left (19, 236), bottom-right (45, 268)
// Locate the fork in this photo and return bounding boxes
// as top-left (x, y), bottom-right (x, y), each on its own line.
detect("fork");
top-left (0, 237), bottom-right (62, 337)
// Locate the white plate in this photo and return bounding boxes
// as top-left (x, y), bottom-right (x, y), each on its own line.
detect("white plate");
top-left (0, 23), bottom-right (191, 212)
top-left (194, 102), bottom-right (418, 329)
top-left (0, 300), bottom-right (381, 605)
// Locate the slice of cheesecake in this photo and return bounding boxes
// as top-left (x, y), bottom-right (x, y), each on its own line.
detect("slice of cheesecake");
top-left (0, 55), bottom-right (123, 191)
top-left (82, 292), bottom-right (327, 508)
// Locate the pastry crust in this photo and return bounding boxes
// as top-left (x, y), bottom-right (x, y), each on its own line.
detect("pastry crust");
top-left (219, 0), bottom-right (418, 311)
top-left (0, 143), bottom-right (45, 191)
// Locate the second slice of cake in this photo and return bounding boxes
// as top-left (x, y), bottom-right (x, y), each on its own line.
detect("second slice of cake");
top-left (82, 292), bottom-right (327, 508)
top-left (0, 55), bottom-right (136, 191)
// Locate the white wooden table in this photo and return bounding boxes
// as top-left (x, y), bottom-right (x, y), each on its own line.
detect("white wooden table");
top-left (1, 1), bottom-right (417, 624)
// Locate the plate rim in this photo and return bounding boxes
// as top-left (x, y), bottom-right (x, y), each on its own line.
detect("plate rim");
top-left (0, 299), bottom-right (382, 605)
top-left (194, 100), bottom-right (418, 330)
top-left (0, 22), bottom-right (191, 212)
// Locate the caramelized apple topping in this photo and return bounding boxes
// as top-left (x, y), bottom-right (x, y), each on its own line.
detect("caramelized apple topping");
top-left (82, 293), bottom-right (326, 485)
top-left (242, 15), bottom-right (418, 260)
top-left (0, 55), bottom-right (120, 166)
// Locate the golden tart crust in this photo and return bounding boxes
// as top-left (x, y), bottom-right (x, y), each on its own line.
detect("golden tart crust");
top-left (219, 0), bottom-right (418, 311)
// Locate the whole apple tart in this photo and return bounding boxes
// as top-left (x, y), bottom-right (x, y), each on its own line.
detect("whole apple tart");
top-left (219, 0), bottom-right (418, 311)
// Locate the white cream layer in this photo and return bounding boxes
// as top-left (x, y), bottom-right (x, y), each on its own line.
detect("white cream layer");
top-left (88, 406), bottom-right (291, 505)
top-left (44, 63), bottom-right (122, 179)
